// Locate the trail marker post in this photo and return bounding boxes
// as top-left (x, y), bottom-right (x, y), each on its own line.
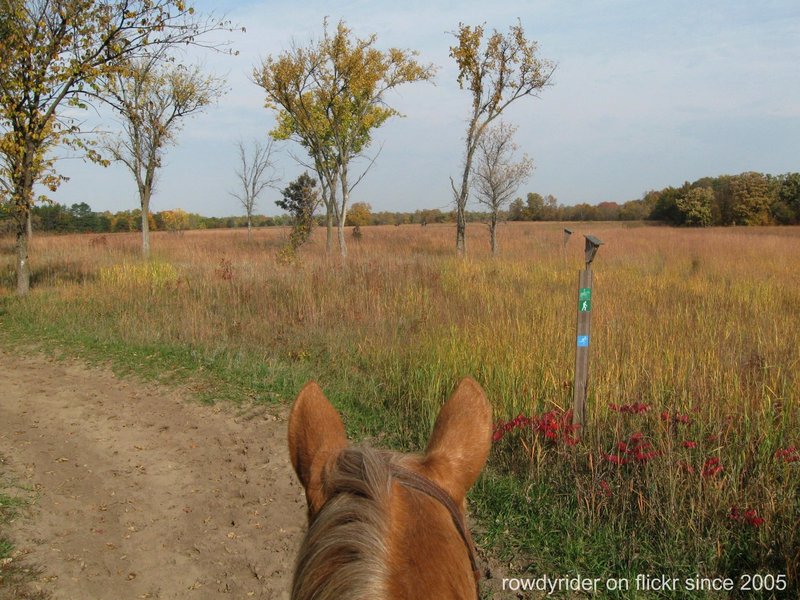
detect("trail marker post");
top-left (572, 235), bottom-right (603, 430)
top-left (562, 228), bottom-right (572, 263)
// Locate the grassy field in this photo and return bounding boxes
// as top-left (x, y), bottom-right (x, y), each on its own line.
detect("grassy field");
top-left (1, 221), bottom-right (798, 597)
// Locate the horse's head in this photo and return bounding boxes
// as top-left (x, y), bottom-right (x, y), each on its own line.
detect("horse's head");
top-left (288, 378), bottom-right (492, 599)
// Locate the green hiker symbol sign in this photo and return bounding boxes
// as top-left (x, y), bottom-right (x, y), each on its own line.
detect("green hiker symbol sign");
top-left (578, 288), bottom-right (592, 312)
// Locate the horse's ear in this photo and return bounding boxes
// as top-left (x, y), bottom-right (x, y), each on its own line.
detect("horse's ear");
top-left (422, 377), bottom-right (492, 504)
top-left (288, 381), bottom-right (349, 516)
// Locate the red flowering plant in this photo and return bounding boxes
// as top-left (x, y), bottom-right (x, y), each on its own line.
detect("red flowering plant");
top-left (701, 456), bottom-right (724, 478)
top-left (491, 406), bottom-right (581, 471)
top-left (610, 402), bottom-right (651, 415)
top-left (661, 410), bottom-right (692, 426)
top-left (728, 506), bottom-right (765, 528)
top-left (492, 413), bottom-right (531, 443)
top-left (775, 446), bottom-right (799, 464)
top-left (492, 407), bottom-right (580, 446)
top-left (602, 431), bottom-right (660, 467)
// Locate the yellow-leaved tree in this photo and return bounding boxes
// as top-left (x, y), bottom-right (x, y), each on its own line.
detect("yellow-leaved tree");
top-left (159, 208), bottom-right (190, 233)
top-left (254, 19), bottom-right (435, 258)
top-left (0, 0), bottom-right (233, 295)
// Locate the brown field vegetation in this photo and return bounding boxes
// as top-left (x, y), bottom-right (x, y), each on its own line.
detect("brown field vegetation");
top-left (1, 221), bottom-right (798, 595)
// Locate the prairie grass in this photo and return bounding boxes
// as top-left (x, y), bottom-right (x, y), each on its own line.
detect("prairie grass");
top-left (1, 222), bottom-right (798, 597)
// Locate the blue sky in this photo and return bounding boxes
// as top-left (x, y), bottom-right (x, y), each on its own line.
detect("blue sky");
top-left (52, 0), bottom-right (800, 217)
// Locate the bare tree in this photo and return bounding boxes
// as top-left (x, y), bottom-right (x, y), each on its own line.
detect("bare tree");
top-left (230, 139), bottom-right (278, 240)
top-left (472, 121), bottom-right (533, 255)
top-left (449, 21), bottom-right (554, 256)
top-left (102, 56), bottom-right (225, 256)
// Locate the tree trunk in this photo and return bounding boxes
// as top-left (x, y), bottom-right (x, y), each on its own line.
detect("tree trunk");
top-left (26, 210), bottom-right (33, 239)
top-left (334, 200), bottom-right (347, 258)
top-left (490, 213), bottom-right (498, 255)
top-left (140, 158), bottom-right (159, 257)
top-left (454, 114), bottom-right (489, 257)
top-left (456, 206), bottom-right (467, 256)
top-left (455, 135), bottom-right (476, 258)
top-left (16, 216), bottom-right (30, 296)
top-left (455, 159), bottom-right (470, 256)
top-left (324, 175), bottom-right (338, 255)
top-left (247, 214), bottom-right (252, 241)
top-left (337, 170), bottom-right (349, 259)
top-left (325, 211), bottom-right (334, 253)
top-left (15, 141), bottom-right (36, 296)
top-left (141, 192), bottom-right (151, 258)
top-left (337, 219), bottom-right (347, 258)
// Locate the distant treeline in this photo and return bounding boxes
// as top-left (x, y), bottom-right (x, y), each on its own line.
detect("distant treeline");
top-left (0, 203), bottom-right (478, 233)
top-left (644, 172), bottom-right (800, 226)
top-left (369, 171), bottom-right (800, 227)
top-left (505, 171), bottom-right (800, 226)
top-left (0, 205), bottom-right (294, 234)
top-left (3, 171), bottom-right (798, 233)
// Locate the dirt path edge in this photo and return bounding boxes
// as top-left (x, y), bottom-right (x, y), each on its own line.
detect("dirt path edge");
top-left (0, 348), bottom-right (305, 600)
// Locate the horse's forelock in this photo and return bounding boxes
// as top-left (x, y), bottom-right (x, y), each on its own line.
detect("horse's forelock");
top-left (291, 446), bottom-right (396, 600)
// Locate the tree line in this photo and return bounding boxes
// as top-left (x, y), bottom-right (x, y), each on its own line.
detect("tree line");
top-left (500, 171), bottom-right (800, 226)
top-left (645, 172), bottom-right (800, 226)
top-left (0, 202), bottom-right (296, 234)
top-left (12, 168), bottom-right (798, 236)
top-left (0, 199), bottom-right (480, 234)
top-left (333, 170), bottom-right (800, 227)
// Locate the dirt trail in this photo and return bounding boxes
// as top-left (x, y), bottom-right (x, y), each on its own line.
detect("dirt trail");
top-left (0, 349), bottom-right (305, 600)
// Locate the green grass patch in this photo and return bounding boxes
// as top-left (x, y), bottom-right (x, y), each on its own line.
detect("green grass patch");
top-left (0, 461), bottom-right (48, 600)
top-left (1, 478), bottom-right (27, 562)
top-left (0, 296), bottom-right (311, 407)
top-left (471, 469), bottom-right (795, 599)
top-left (0, 537), bottom-right (13, 561)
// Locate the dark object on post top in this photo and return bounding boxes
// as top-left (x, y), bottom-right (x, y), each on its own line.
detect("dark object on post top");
top-left (584, 235), bottom-right (603, 266)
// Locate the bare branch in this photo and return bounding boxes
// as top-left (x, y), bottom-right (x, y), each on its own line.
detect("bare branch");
top-left (231, 137), bottom-right (279, 239)
top-left (347, 143), bottom-right (383, 193)
top-left (470, 120), bottom-right (533, 254)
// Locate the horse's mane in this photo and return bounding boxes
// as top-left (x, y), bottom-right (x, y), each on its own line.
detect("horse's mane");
top-left (291, 446), bottom-right (397, 600)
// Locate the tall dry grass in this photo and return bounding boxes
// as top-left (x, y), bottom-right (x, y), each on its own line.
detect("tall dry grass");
top-left (1, 221), bottom-right (798, 593)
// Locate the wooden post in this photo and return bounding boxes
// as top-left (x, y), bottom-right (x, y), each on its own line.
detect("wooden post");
top-left (572, 267), bottom-right (593, 429)
top-left (562, 228), bottom-right (572, 264)
top-left (572, 235), bottom-right (602, 431)
top-left (563, 228), bottom-right (572, 251)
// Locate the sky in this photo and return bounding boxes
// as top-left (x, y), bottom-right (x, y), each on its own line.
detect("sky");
top-left (50, 0), bottom-right (800, 218)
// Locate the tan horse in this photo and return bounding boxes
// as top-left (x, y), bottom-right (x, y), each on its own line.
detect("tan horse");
top-left (288, 377), bottom-right (492, 600)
